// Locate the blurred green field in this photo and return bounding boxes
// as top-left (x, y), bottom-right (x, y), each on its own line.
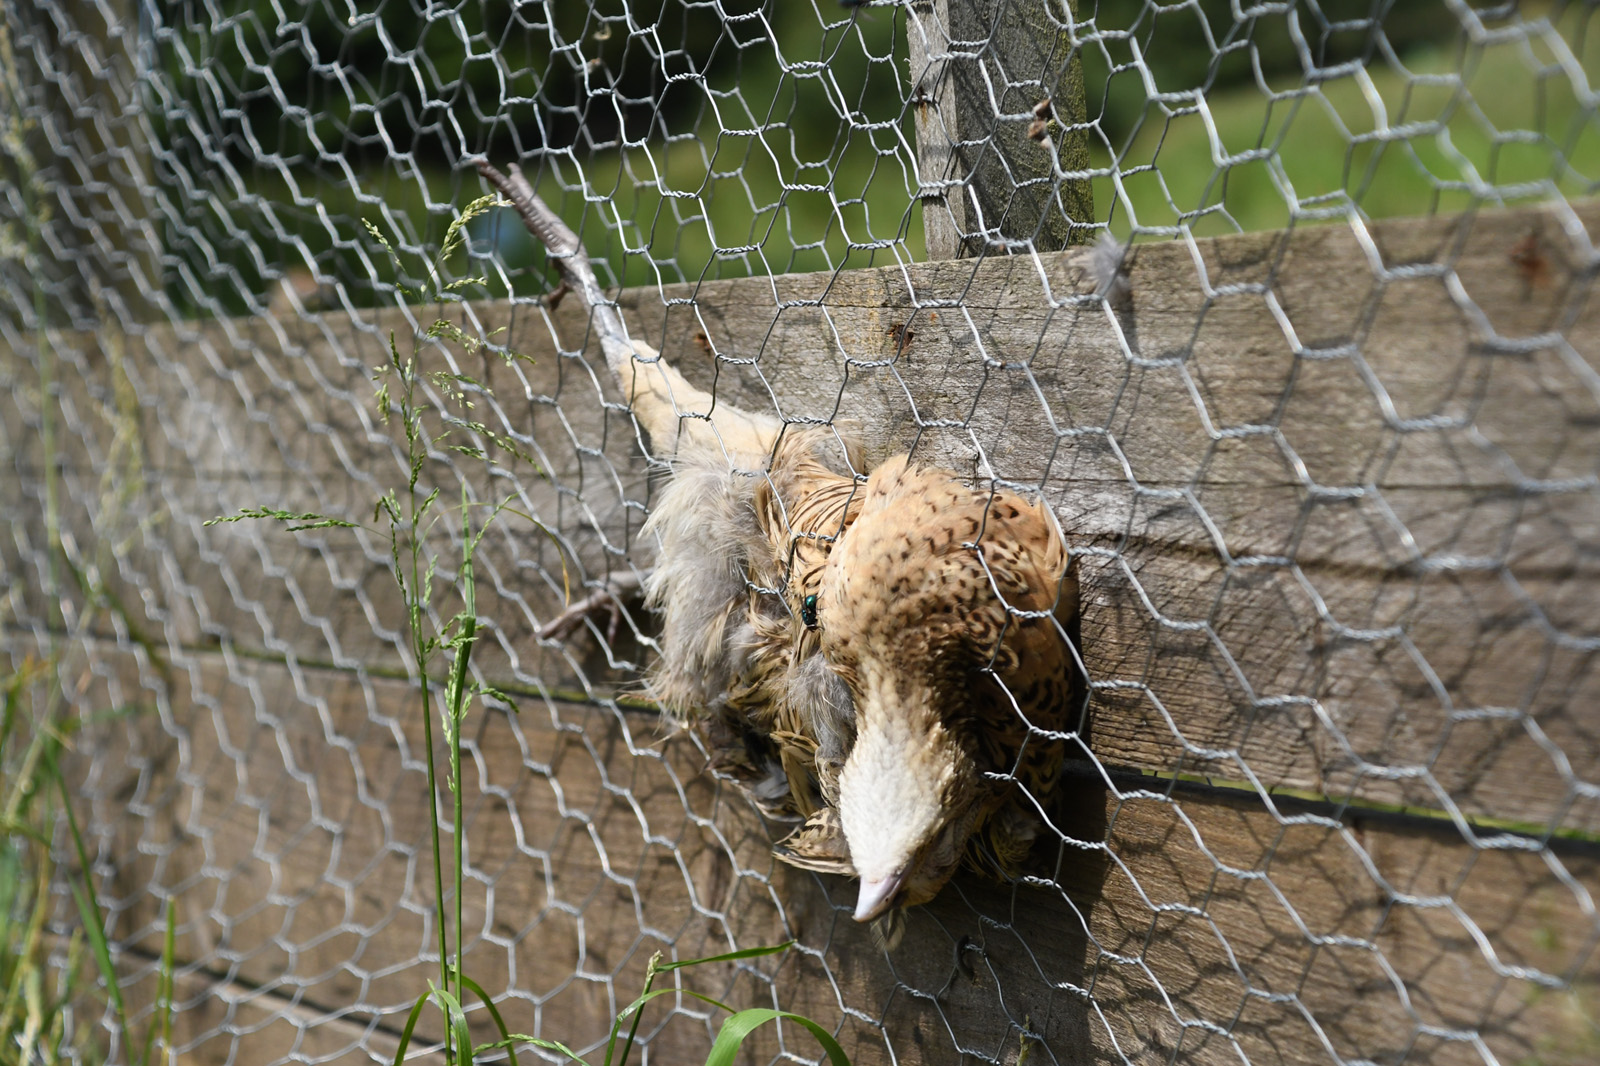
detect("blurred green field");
top-left (147, 2), bottom-right (1599, 317)
top-left (1096, 4), bottom-right (1600, 238)
top-left (504, 7), bottom-right (1600, 298)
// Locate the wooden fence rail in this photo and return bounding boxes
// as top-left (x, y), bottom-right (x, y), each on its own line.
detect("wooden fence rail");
top-left (4, 195), bottom-right (1599, 1064)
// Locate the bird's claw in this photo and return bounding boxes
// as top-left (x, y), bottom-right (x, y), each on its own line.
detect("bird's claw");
top-left (538, 570), bottom-right (645, 644)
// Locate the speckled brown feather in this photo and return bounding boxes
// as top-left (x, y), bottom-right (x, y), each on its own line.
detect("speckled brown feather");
top-left (819, 454), bottom-right (1082, 909)
top-left (773, 806), bottom-right (853, 873)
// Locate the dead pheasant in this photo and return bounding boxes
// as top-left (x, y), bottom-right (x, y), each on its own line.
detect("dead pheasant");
top-left (811, 455), bottom-right (1081, 919)
top-left (479, 160), bottom-right (1084, 921)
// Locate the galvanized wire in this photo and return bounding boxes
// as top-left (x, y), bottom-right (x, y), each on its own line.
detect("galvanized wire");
top-left (3, 2), bottom-right (1598, 1065)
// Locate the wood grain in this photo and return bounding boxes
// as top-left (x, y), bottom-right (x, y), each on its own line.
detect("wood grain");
top-left (8, 202), bottom-right (1594, 833)
top-left (44, 639), bottom-right (1600, 1066)
top-left (596, 201), bottom-right (1600, 834)
top-left (108, 954), bottom-right (416, 1066)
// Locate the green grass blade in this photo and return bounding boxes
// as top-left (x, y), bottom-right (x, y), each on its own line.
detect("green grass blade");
top-left (432, 987), bottom-right (472, 1065)
top-left (612, 986), bottom-right (738, 1026)
top-left (0, 819), bottom-right (53, 848)
top-left (603, 961), bottom-right (655, 1066)
top-left (0, 835), bottom-right (20, 939)
top-left (0, 667), bottom-right (24, 768)
top-left (383, 985), bottom-right (476, 1066)
top-left (66, 880), bottom-right (125, 1023)
top-left (675, 988), bottom-right (742, 1015)
top-left (47, 739), bottom-right (130, 1027)
top-left (592, 985), bottom-right (749, 1066)
top-left (483, 1030), bottom-right (598, 1062)
top-left (447, 485), bottom-right (478, 1005)
top-left (477, 1035), bottom-right (589, 1066)
top-left (606, 943), bottom-right (797, 1066)
top-left (388, 990), bottom-right (433, 1066)
top-left (137, 896), bottom-right (177, 1066)
top-left (460, 973), bottom-right (517, 1066)
top-left (651, 942), bottom-right (794, 973)
top-left (704, 1009), bottom-right (853, 1066)
top-left (0, 846), bottom-right (53, 1047)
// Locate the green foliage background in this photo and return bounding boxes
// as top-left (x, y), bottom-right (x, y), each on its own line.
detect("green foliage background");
top-left (144, 1), bottom-right (1598, 319)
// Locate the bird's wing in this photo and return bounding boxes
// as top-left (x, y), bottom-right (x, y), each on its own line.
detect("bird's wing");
top-left (477, 159), bottom-right (780, 464)
top-left (755, 433), bottom-right (863, 614)
top-left (773, 807), bottom-right (856, 875)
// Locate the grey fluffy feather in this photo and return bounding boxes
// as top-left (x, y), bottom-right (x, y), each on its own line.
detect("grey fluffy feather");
top-left (783, 649), bottom-right (853, 766)
top-left (640, 455), bottom-right (769, 714)
top-left (1088, 230), bottom-right (1132, 307)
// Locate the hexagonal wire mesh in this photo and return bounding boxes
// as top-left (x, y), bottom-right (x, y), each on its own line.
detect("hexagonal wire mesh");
top-left (2, 1), bottom-right (1599, 1064)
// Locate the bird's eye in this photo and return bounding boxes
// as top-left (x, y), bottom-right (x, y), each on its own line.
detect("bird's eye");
top-left (801, 593), bottom-right (818, 630)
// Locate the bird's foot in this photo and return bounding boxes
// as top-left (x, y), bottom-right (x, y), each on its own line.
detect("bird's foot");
top-left (868, 909), bottom-right (906, 952)
top-left (538, 570), bottom-right (646, 644)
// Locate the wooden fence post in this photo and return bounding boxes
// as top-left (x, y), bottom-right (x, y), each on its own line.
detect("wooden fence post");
top-left (906, 0), bottom-right (1093, 259)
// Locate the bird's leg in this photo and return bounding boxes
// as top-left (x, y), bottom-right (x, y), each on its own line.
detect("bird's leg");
top-left (545, 278), bottom-right (570, 311)
top-left (476, 158), bottom-right (783, 462)
top-left (538, 569), bottom-right (647, 644)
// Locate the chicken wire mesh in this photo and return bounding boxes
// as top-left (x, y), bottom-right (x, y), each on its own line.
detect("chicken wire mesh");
top-left (3, 1), bottom-right (1600, 1065)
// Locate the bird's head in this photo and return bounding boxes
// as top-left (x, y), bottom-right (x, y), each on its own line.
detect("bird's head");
top-left (836, 672), bottom-right (989, 921)
top-left (816, 453), bottom-right (1072, 921)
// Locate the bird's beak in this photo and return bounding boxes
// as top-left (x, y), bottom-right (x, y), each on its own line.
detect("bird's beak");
top-left (853, 870), bottom-right (905, 923)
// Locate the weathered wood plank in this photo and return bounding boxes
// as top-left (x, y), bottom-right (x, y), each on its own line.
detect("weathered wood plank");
top-left (531, 200), bottom-right (1600, 834)
top-left (906, 0), bottom-right (1094, 257)
top-left (108, 954), bottom-right (416, 1066)
top-left (52, 639), bottom-right (1094, 1065)
top-left (3, 201), bottom-right (1597, 833)
top-left (41, 640), bottom-right (1600, 1066)
top-left (0, 304), bottom-right (654, 699)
